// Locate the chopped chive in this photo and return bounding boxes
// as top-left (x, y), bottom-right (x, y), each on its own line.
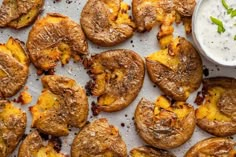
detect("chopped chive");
top-left (210, 16), bottom-right (225, 33)
top-left (210, 16), bottom-right (224, 27)
top-left (231, 9), bottom-right (236, 17)
top-left (227, 8), bottom-right (233, 14)
top-left (234, 35), bottom-right (236, 40)
top-left (217, 25), bottom-right (225, 33)
top-left (222, 0), bottom-right (229, 10)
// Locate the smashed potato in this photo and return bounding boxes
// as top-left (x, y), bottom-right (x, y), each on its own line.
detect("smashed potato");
top-left (85, 49), bottom-right (145, 112)
top-left (185, 137), bottom-right (236, 157)
top-left (130, 146), bottom-right (176, 157)
top-left (80, 0), bottom-right (135, 46)
top-left (30, 75), bottom-right (88, 136)
top-left (27, 13), bottom-right (88, 71)
top-left (146, 37), bottom-right (202, 101)
top-left (0, 0), bottom-right (44, 29)
top-left (195, 77), bottom-right (236, 136)
top-left (18, 130), bottom-right (65, 157)
top-left (0, 37), bottom-right (29, 98)
top-left (71, 118), bottom-right (127, 157)
top-left (135, 96), bottom-right (195, 149)
top-left (0, 100), bottom-right (26, 157)
top-left (132, 0), bottom-right (196, 48)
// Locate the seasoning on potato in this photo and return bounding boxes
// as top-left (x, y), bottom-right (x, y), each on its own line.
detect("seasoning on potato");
top-left (0, 100), bottom-right (26, 157)
top-left (71, 118), bottom-right (127, 157)
top-left (0, 37), bottom-right (29, 98)
top-left (130, 146), bottom-right (176, 157)
top-left (27, 13), bottom-right (88, 72)
top-left (185, 137), bottom-right (236, 157)
top-left (30, 75), bottom-right (88, 136)
top-left (18, 130), bottom-right (66, 157)
top-left (195, 77), bottom-right (236, 137)
top-left (132, 0), bottom-right (195, 48)
top-left (80, 0), bottom-right (135, 47)
top-left (146, 37), bottom-right (202, 101)
top-left (0, 0), bottom-right (44, 29)
top-left (135, 96), bottom-right (195, 149)
top-left (84, 49), bottom-right (145, 113)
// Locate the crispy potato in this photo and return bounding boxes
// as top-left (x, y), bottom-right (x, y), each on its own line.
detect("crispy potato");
top-left (85, 49), bottom-right (145, 112)
top-left (0, 0), bottom-right (44, 29)
top-left (30, 75), bottom-right (88, 136)
top-left (185, 137), bottom-right (236, 157)
top-left (80, 0), bottom-right (135, 46)
top-left (18, 130), bottom-right (65, 157)
top-left (195, 77), bottom-right (236, 136)
top-left (0, 100), bottom-right (26, 157)
top-left (27, 13), bottom-right (88, 71)
top-left (130, 146), bottom-right (176, 157)
top-left (174, 0), bottom-right (196, 17)
top-left (146, 37), bottom-right (202, 101)
top-left (18, 90), bottom-right (32, 105)
top-left (135, 96), bottom-right (195, 149)
top-left (132, 0), bottom-right (195, 47)
top-left (0, 37), bottom-right (29, 98)
top-left (71, 118), bottom-right (127, 157)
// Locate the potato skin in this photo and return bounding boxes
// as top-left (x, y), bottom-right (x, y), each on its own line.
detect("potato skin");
top-left (132, 0), bottom-right (195, 32)
top-left (185, 137), bottom-right (236, 157)
top-left (31, 75), bottom-right (89, 136)
top-left (0, 38), bottom-right (29, 98)
top-left (71, 118), bottom-right (127, 157)
top-left (80, 0), bottom-right (134, 46)
top-left (8, 0), bottom-right (44, 29)
top-left (196, 77), bottom-right (236, 137)
top-left (173, 0), bottom-right (196, 17)
top-left (146, 37), bottom-right (202, 101)
top-left (130, 146), bottom-right (176, 157)
top-left (0, 0), bottom-right (44, 28)
top-left (135, 98), bottom-right (195, 149)
top-left (27, 13), bottom-right (88, 71)
top-left (0, 100), bottom-right (27, 157)
top-left (85, 49), bottom-right (145, 112)
top-left (132, 0), bottom-right (160, 32)
top-left (18, 130), bottom-right (65, 157)
top-left (18, 131), bottom-right (43, 157)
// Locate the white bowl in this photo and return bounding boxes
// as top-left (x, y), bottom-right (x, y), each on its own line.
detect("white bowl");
top-left (192, 0), bottom-right (236, 67)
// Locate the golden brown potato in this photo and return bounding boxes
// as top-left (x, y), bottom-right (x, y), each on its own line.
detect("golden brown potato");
top-left (27, 13), bottom-right (88, 71)
top-left (130, 146), bottom-right (176, 157)
top-left (195, 77), bottom-right (236, 137)
top-left (0, 100), bottom-right (26, 157)
top-left (18, 130), bottom-right (66, 157)
top-left (85, 49), bottom-right (145, 113)
top-left (132, 0), bottom-right (196, 48)
top-left (80, 0), bottom-right (135, 46)
top-left (174, 0), bottom-right (196, 17)
top-left (146, 37), bottom-right (202, 101)
top-left (185, 137), bottom-right (236, 157)
top-left (30, 75), bottom-right (88, 136)
top-left (0, 0), bottom-right (44, 29)
top-left (135, 96), bottom-right (195, 149)
top-left (0, 37), bottom-right (29, 98)
top-left (71, 118), bottom-right (127, 157)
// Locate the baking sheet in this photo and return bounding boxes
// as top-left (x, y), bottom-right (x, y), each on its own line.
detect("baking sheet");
top-left (0, 0), bottom-right (235, 156)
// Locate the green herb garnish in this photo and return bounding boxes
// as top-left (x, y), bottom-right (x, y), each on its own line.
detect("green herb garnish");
top-left (222, 0), bottom-right (229, 10)
top-left (210, 16), bottom-right (226, 33)
top-left (234, 35), bottom-right (236, 40)
top-left (231, 10), bottom-right (236, 17)
top-left (222, 0), bottom-right (236, 16)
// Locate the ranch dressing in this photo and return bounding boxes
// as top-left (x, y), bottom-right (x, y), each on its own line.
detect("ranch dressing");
top-left (195, 0), bottom-right (236, 66)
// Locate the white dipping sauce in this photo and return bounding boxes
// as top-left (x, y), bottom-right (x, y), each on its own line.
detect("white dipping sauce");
top-left (195, 0), bottom-right (236, 66)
